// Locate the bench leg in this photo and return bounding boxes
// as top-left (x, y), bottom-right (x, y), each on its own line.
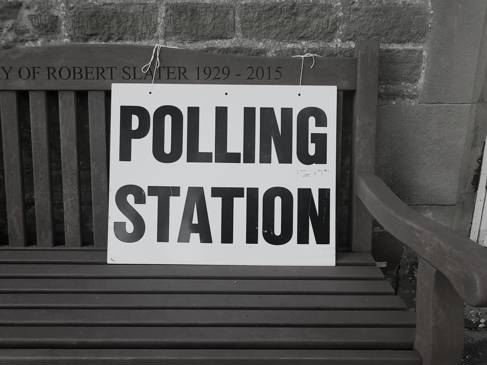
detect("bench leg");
top-left (414, 259), bottom-right (464, 365)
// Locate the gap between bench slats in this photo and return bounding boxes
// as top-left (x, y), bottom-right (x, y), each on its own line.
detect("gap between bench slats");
top-left (0, 294), bottom-right (407, 309)
top-left (0, 278), bottom-right (394, 294)
top-left (0, 326), bottom-right (415, 349)
top-left (0, 309), bottom-right (415, 327)
top-left (0, 349), bottom-right (422, 365)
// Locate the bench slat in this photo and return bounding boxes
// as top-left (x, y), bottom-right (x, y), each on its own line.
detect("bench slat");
top-left (58, 91), bottom-right (81, 246)
top-left (0, 91), bottom-right (25, 246)
top-left (0, 293), bottom-right (406, 309)
top-left (336, 90), bottom-right (343, 203)
top-left (0, 278), bottom-right (394, 294)
top-left (0, 263), bottom-right (383, 279)
top-left (0, 250), bottom-right (376, 266)
top-left (88, 91), bottom-right (108, 248)
top-left (0, 349), bottom-right (422, 365)
top-left (29, 91), bottom-right (54, 246)
top-left (0, 309), bottom-right (415, 327)
top-left (0, 326), bottom-right (415, 349)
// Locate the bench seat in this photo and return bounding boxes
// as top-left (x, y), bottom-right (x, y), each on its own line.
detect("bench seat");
top-left (0, 250), bottom-right (420, 364)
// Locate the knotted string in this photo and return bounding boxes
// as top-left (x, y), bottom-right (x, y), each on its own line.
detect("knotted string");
top-left (141, 44), bottom-right (162, 94)
top-left (142, 46), bottom-right (321, 95)
top-left (142, 44), bottom-right (180, 94)
top-left (292, 53), bottom-right (322, 94)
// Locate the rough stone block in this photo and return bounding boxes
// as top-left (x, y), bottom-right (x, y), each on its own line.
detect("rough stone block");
top-left (0, 0), bottom-right (62, 47)
top-left (240, 1), bottom-right (339, 41)
top-left (473, 103), bottom-right (487, 148)
top-left (28, 13), bottom-right (59, 35)
top-left (67, 3), bottom-right (158, 42)
top-left (379, 84), bottom-right (419, 100)
top-left (0, 1), bottom-right (22, 22)
top-left (201, 46), bottom-right (266, 57)
top-left (460, 103), bottom-right (487, 195)
top-left (482, 79), bottom-right (487, 103)
top-left (273, 45), bottom-right (353, 58)
top-left (452, 103), bottom-right (487, 235)
top-left (420, 0), bottom-right (487, 103)
top-left (379, 48), bottom-right (423, 85)
top-left (342, 0), bottom-right (429, 43)
top-left (376, 103), bottom-right (474, 205)
top-left (0, 1), bottom-right (22, 47)
top-left (165, 3), bottom-right (235, 41)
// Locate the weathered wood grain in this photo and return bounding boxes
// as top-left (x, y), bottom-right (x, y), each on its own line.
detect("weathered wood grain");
top-left (88, 91), bottom-right (108, 247)
top-left (29, 91), bottom-right (53, 246)
top-left (0, 45), bottom-right (356, 90)
top-left (351, 40), bottom-right (379, 252)
top-left (0, 250), bottom-right (376, 265)
top-left (336, 91), bottom-right (344, 248)
top-left (58, 91), bottom-right (81, 246)
top-left (0, 263), bottom-right (383, 279)
top-left (414, 259), bottom-right (463, 365)
top-left (0, 349), bottom-right (422, 365)
top-left (0, 91), bottom-right (25, 246)
top-left (0, 293), bottom-right (407, 309)
top-left (0, 278), bottom-right (394, 294)
top-left (0, 326), bottom-right (415, 349)
top-left (357, 172), bottom-right (487, 306)
top-left (0, 309), bottom-right (415, 327)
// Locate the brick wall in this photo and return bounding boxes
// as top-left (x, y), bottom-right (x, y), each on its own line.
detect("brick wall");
top-left (0, 0), bottom-right (430, 101)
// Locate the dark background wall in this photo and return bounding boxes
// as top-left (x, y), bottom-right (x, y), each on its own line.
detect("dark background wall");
top-left (0, 0), bottom-right (486, 247)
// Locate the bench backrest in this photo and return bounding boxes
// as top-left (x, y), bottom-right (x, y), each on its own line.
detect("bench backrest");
top-left (0, 41), bottom-right (378, 252)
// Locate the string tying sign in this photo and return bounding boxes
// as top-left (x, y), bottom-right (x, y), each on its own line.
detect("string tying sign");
top-left (141, 44), bottom-right (180, 94)
top-left (107, 82), bottom-right (337, 266)
top-left (141, 44), bottom-right (162, 92)
top-left (141, 45), bottom-right (322, 96)
top-left (292, 53), bottom-right (322, 95)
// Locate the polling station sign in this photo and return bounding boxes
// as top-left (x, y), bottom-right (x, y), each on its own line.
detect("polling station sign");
top-left (107, 84), bottom-right (337, 265)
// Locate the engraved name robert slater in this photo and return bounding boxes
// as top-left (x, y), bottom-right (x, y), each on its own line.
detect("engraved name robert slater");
top-left (0, 65), bottom-right (283, 82)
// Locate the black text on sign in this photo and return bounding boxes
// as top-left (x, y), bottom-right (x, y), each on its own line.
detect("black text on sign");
top-left (107, 84), bottom-right (337, 266)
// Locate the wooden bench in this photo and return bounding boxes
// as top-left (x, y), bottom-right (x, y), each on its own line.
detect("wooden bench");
top-left (0, 40), bottom-right (486, 365)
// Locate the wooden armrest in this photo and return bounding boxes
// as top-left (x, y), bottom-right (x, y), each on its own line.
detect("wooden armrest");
top-left (357, 172), bottom-right (487, 306)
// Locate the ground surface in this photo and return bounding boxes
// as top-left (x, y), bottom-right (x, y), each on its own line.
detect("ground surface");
top-left (463, 308), bottom-right (487, 364)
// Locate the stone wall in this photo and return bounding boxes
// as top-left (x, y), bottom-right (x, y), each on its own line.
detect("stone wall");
top-left (1, 0), bottom-right (486, 248)
top-left (0, 0), bottom-right (429, 102)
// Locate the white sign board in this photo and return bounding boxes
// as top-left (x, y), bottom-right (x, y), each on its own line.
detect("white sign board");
top-left (107, 84), bottom-right (336, 265)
